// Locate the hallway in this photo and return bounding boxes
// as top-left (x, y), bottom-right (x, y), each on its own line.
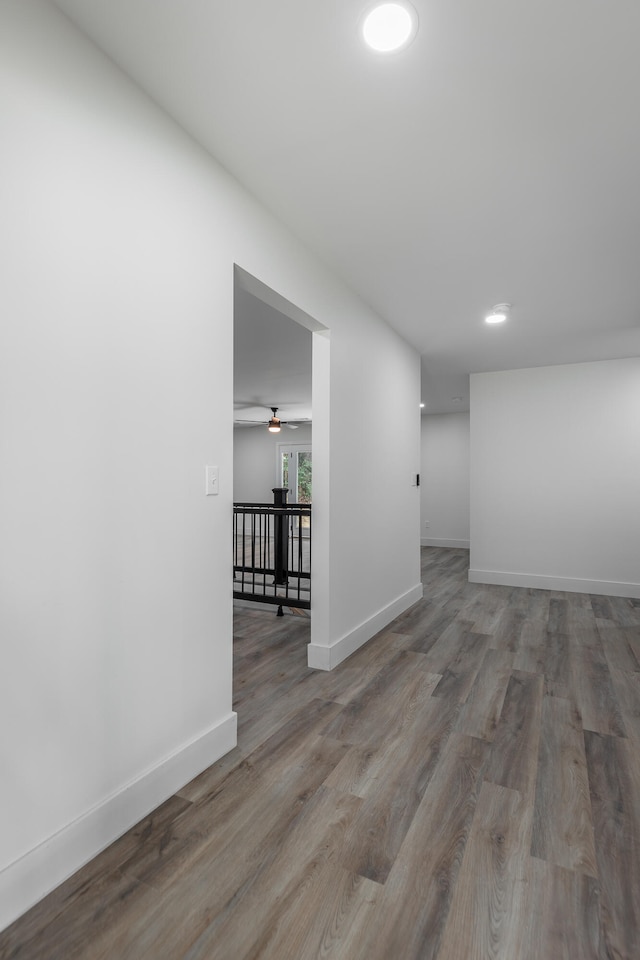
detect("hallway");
top-left (2, 548), bottom-right (639, 959)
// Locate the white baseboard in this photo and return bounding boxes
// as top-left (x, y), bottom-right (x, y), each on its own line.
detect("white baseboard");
top-left (0, 712), bottom-right (237, 933)
top-left (421, 538), bottom-right (470, 549)
top-left (468, 568), bottom-right (640, 600)
top-left (307, 583), bottom-right (423, 671)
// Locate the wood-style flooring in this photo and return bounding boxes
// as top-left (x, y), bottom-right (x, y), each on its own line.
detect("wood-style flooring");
top-left (3, 547), bottom-right (640, 959)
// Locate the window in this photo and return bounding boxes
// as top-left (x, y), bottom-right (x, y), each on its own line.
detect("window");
top-left (278, 444), bottom-right (312, 504)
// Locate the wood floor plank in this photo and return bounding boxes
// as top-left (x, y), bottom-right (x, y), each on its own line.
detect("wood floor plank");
top-left (515, 857), bottom-right (604, 960)
top-left (178, 786), bottom-right (364, 960)
top-left (459, 583), bottom-right (512, 636)
top-left (511, 619), bottom-right (547, 675)
top-left (338, 697), bottom-right (460, 883)
top-left (486, 606), bottom-right (528, 654)
top-left (605, 596), bottom-right (640, 628)
top-left (544, 630), bottom-right (572, 687)
top-left (414, 620), bottom-right (480, 674)
top-left (306, 628), bottom-right (414, 706)
top-left (352, 733), bottom-right (490, 960)
top-left (598, 623), bottom-right (640, 674)
top-left (509, 586), bottom-right (550, 622)
top-left (431, 631), bottom-right (491, 703)
top-left (406, 606), bottom-right (474, 655)
top-left (530, 695), bottom-right (598, 876)
top-left (547, 595), bottom-right (569, 633)
top-left (454, 648), bottom-right (514, 741)
top-left (234, 864), bottom-right (381, 960)
top-left (435, 781), bottom-right (533, 960)
top-left (570, 623), bottom-right (610, 676)
top-left (569, 654), bottom-right (627, 738)
top-left (585, 730), bottom-right (640, 960)
top-left (609, 667), bottom-right (640, 743)
top-left (549, 591), bottom-right (600, 637)
top-left (321, 649), bottom-right (438, 747)
top-left (627, 630), bottom-right (640, 668)
top-left (591, 594), bottom-right (615, 622)
top-left (323, 674), bottom-right (443, 798)
top-left (393, 596), bottom-right (442, 640)
top-left (484, 669), bottom-right (544, 798)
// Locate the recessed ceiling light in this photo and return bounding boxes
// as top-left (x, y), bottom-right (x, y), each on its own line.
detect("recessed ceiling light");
top-left (361, 2), bottom-right (418, 53)
top-left (485, 303), bottom-right (510, 324)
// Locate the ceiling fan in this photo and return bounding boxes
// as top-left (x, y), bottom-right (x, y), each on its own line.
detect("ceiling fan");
top-left (234, 406), bottom-right (310, 434)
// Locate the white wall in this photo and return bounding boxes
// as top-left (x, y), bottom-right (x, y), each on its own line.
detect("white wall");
top-left (317, 330), bottom-right (422, 670)
top-left (234, 424), bottom-right (312, 503)
top-left (0, 0), bottom-right (421, 928)
top-left (420, 413), bottom-right (470, 548)
top-left (470, 358), bottom-right (640, 597)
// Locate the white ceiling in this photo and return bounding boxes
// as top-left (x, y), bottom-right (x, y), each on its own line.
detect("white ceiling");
top-left (234, 285), bottom-right (312, 425)
top-left (53, 0), bottom-right (640, 412)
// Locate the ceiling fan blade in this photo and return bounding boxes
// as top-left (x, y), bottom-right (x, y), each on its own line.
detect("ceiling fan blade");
top-left (234, 412), bottom-right (311, 429)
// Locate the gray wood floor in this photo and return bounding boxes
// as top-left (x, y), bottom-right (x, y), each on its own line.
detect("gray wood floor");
top-left (3, 547), bottom-right (640, 959)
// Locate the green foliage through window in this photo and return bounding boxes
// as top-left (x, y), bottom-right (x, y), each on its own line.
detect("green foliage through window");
top-left (297, 452), bottom-right (312, 503)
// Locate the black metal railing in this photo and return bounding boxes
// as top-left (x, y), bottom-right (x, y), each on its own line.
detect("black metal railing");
top-left (233, 488), bottom-right (311, 615)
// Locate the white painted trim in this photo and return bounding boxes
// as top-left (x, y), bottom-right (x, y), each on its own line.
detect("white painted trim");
top-left (307, 583), bottom-right (423, 671)
top-left (468, 568), bottom-right (640, 600)
top-left (421, 538), bottom-right (470, 549)
top-left (0, 713), bottom-right (237, 933)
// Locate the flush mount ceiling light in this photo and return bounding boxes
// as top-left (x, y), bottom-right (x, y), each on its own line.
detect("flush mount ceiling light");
top-left (361, 2), bottom-right (418, 53)
top-left (485, 303), bottom-right (511, 325)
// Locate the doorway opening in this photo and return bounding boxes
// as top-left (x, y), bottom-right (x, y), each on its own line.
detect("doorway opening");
top-left (232, 265), bottom-right (329, 660)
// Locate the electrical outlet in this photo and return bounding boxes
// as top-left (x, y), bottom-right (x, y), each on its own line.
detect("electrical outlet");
top-left (425, 521), bottom-right (430, 528)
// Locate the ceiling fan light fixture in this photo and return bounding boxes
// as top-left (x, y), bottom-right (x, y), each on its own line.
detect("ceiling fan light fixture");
top-left (361, 2), bottom-right (418, 53)
top-left (485, 303), bottom-right (510, 325)
top-left (267, 407), bottom-right (281, 433)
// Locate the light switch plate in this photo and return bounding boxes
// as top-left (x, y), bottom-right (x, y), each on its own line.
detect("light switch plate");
top-left (205, 465), bottom-right (219, 496)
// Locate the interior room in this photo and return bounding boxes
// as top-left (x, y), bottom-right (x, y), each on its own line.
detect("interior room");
top-left (1, 1), bottom-right (639, 956)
